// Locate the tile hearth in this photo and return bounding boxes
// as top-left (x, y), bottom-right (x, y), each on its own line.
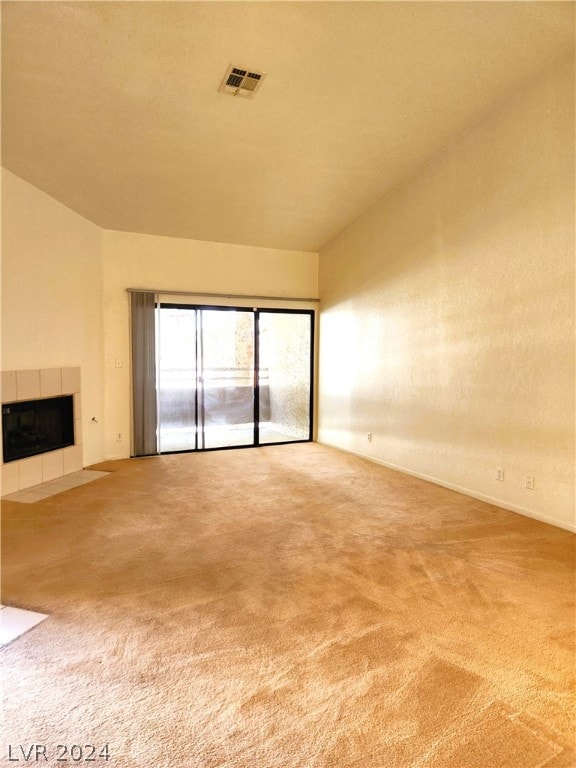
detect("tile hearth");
top-left (2, 469), bottom-right (110, 503)
top-left (0, 605), bottom-right (49, 647)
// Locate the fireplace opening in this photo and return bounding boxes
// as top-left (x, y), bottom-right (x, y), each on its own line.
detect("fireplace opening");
top-left (2, 395), bottom-right (74, 463)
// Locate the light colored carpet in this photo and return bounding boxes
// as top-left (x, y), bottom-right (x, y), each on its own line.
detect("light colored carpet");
top-left (1, 443), bottom-right (574, 767)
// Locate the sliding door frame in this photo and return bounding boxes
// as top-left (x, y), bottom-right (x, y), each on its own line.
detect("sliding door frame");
top-left (256, 307), bottom-right (315, 446)
top-left (157, 302), bottom-right (314, 454)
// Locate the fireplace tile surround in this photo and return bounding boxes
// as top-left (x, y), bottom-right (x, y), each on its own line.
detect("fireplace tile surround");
top-left (1, 367), bottom-right (83, 495)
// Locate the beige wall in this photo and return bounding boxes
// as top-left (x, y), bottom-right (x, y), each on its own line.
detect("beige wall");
top-left (102, 230), bottom-right (318, 459)
top-left (318, 56), bottom-right (575, 531)
top-left (1, 169), bottom-right (105, 466)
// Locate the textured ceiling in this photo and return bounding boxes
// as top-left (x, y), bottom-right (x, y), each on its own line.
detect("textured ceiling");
top-left (2, 1), bottom-right (574, 252)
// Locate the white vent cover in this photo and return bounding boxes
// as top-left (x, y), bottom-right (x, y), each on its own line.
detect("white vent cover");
top-left (219, 65), bottom-right (266, 98)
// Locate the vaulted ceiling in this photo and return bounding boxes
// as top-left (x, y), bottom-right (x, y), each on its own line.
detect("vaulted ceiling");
top-left (2, 1), bottom-right (574, 252)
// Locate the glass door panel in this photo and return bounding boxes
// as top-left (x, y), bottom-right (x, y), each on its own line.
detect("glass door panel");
top-left (258, 311), bottom-right (312, 444)
top-left (158, 306), bottom-right (198, 453)
top-left (199, 309), bottom-right (255, 449)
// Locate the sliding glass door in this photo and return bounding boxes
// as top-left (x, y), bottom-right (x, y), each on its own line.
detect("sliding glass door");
top-left (258, 310), bottom-right (312, 445)
top-left (199, 308), bottom-right (255, 450)
top-left (156, 304), bottom-right (312, 453)
top-left (157, 305), bottom-right (197, 453)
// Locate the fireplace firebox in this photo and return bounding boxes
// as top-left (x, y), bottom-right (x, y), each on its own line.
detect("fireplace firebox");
top-left (2, 395), bottom-right (74, 463)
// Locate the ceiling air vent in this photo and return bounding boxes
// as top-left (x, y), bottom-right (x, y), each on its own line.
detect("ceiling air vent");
top-left (219, 65), bottom-right (266, 98)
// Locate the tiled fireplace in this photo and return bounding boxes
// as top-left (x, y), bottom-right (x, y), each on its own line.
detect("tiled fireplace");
top-left (1, 367), bottom-right (83, 495)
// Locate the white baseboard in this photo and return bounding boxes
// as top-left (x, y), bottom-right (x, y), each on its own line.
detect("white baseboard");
top-left (317, 441), bottom-right (575, 533)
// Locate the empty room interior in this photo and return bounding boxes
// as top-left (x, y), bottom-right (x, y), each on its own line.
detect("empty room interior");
top-left (1, 2), bottom-right (575, 766)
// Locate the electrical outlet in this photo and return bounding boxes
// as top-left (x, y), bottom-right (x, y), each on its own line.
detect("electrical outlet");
top-left (525, 475), bottom-right (534, 490)
top-left (367, 432), bottom-right (372, 442)
top-left (496, 468), bottom-right (504, 482)
top-left (116, 432), bottom-right (122, 442)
